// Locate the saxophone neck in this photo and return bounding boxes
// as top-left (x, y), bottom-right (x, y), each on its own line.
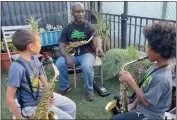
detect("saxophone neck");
top-left (121, 61), bottom-right (133, 71)
top-left (121, 56), bottom-right (148, 71)
top-left (47, 56), bottom-right (59, 80)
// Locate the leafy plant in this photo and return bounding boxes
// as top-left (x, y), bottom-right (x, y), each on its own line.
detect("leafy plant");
top-left (39, 28), bottom-right (45, 33)
top-left (102, 47), bottom-right (150, 82)
top-left (127, 45), bottom-right (139, 59)
top-left (46, 24), bottom-right (54, 31)
top-left (129, 45), bottom-right (150, 67)
top-left (8, 42), bottom-right (17, 52)
top-left (1, 40), bottom-right (17, 53)
top-left (26, 16), bottom-right (42, 33)
top-left (91, 8), bottom-right (110, 51)
top-left (55, 25), bottom-right (63, 30)
top-left (1, 41), bottom-right (5, 52)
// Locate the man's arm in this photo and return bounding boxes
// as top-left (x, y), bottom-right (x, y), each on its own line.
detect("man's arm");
top-left (59, 43), bottom-right (70, 60)
top-left (59, 43), bottom-right (75, 68)
top-left (89, 23), bottom-right (102, 49)
top-left (92, 36), bottom-right (104, 57)
top-left (6, 86), bottom-right (25, 119)
top-left (58, 25), bottom-right (74, 65)
top-left (88, 23), bottom-right (104, 57)
top-left (92, 36), bottom-right (102, 49)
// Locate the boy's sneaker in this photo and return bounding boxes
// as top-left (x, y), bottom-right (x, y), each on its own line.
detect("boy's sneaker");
top-left (60, 86), bottom-right (71, 96)
top-left (88, 92), bottom-right (96, 101)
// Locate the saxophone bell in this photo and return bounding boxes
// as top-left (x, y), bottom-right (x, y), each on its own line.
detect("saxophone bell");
top-left (105, 99), bottom-right (121, 115)
top-left (48, 111), bottom-right (58, 119)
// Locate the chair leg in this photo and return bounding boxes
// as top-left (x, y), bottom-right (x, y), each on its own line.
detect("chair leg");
top-left (73, 66), bottom-right (77, 88)
top-left (164, 116), bottom-right (167, 120)
top-left (100, 65), bottom-right (104, 85)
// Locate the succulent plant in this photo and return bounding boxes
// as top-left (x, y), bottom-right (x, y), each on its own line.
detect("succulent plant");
top-left (26, 16), bottom-right (42, 33)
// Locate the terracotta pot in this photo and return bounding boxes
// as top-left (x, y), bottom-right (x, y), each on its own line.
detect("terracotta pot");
top-left (1, 51), bottom-right (20, 72)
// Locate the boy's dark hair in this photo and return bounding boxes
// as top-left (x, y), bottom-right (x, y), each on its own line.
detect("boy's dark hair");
top-left (143, 22), bottom-right (176, 59)
top-left (12, 28), bottom-right (37, 51)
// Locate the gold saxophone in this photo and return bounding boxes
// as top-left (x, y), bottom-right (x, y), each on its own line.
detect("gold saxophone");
top-left (105, 56), bottom-right (148, 115)
top-left (30, 56), bottom-right (59, 119)
top-left (66, 34), bottom-right (94, 56)
top-left (66, 34), bottom-right (94, 88)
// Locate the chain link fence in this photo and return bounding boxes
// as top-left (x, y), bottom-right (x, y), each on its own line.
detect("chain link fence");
top-left (102, 2), bottom-right (124, 14)
top-left (101, 2), bottom-right (176, 20)
top-left (166, 2), bottom-right (176, 20)
top-left (100, 1), bottom-right (176, 51)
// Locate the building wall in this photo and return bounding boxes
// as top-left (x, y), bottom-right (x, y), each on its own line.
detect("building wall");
top-left (1, 1), bottom-right (97, 28)
top-left (1, 1), bottom-right (68, 28)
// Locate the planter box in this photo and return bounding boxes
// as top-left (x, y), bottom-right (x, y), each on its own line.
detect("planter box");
top-left (1, 51), bottom-right (20, 72)
top-left (40, 30), bottom-right (62, 46)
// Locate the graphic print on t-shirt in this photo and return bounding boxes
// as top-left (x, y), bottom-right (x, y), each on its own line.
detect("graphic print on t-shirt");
top-left (23, 66), bottom-right (43, 92)
top-left (71, 29), bottom-right (86, 39)
top-left (141, 75), bottom-right (152, 88)
top-left (141, 66), bottom-right (153, 88)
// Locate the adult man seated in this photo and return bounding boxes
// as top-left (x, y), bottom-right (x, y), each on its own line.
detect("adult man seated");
top-left (56, 2), bottom-right (104, 101)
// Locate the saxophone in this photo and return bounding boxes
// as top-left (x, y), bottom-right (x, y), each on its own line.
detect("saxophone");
top-left (30, 56), bottom-right (59, 119)
top-left (105, 56), bottom-right (148, 115)
top-left (66, 34), bottom-right (94, 88)
top-left (66, 33), bottom-right (94, 56)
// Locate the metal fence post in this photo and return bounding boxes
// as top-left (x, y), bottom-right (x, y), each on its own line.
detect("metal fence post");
top-left (121, 1), bottom-right (128, 49)
top-left (67, 2), bottom-right (71, 23)
top-left (161, 2), bottom-right (168, 19)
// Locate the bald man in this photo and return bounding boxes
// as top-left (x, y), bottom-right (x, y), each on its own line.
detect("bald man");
top-left (56, 2), bottom-right (104, 101)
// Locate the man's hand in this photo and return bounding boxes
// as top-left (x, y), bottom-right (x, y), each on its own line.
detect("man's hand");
top-left (96, 47), bottom-right (104, 58)
top-left (66, 57), bottom-right (75, 68)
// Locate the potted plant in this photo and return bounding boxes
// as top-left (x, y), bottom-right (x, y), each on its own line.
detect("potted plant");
top-left (1, 40), bottom-right (20, 72)
top-left (46, 24), bottom-right (54, 31)
top-left (26, 16), bottom-right (62, 46)
top-left (26, 16), bottom-right (62, 60)
top-left (40, 24), bottom-right (62, 46)
top-left (40, 24), bottom-right (63, 61)
top-left (26, 16), bottom-right (42, 33)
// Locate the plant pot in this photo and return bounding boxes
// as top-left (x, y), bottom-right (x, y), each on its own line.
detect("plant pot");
top-left (1, 51), bottom-right (20, 73)
top-left (40, 30), bottom-right (62, 46)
